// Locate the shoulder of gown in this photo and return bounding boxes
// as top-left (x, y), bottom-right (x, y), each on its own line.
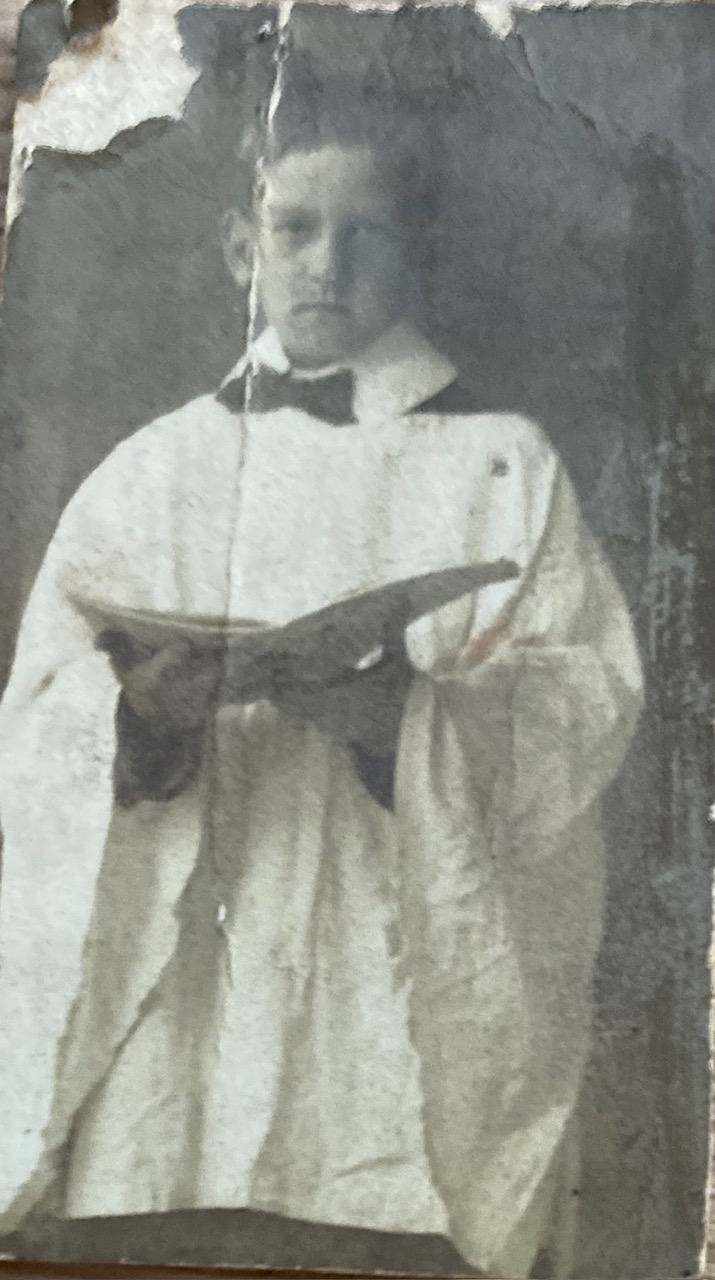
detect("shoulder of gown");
top-left (411, 380), bottom-right (560, 483)
top-left (61, 393), bottom-right (241, 527)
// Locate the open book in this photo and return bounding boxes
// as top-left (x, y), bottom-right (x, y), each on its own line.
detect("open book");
top-left (72, 559), bottom-right (519, 696)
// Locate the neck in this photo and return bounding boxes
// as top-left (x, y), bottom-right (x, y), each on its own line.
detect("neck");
top-left (280, 319), bottom-right (405, 375)
top-left (285, 354), bottom-right (346, 374)
top-left (221, 318), bottom-right (458, 420)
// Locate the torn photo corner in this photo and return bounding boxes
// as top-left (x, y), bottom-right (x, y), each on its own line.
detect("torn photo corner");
top-left (0, 2), bottom-right (713, 1278)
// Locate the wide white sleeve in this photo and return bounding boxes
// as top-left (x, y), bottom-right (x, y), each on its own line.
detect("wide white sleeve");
top-left (0, 483), bottom-right (124, 1223)
top-left (396, 460), bottom-right (644, 1277)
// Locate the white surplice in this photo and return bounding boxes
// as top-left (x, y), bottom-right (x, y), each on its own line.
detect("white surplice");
top-left (0, 323), bottom-right (643, 1276)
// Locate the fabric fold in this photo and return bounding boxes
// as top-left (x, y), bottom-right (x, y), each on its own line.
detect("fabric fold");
top-left (396, 466), bottom-right (643, 1276)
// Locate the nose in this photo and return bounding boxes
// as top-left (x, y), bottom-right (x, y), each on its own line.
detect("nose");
top-left (305, 230), bottom-right (346, 292)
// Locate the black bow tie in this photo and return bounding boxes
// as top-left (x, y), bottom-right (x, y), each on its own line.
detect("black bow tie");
top-left (217, 365), bottom-right (356, 426)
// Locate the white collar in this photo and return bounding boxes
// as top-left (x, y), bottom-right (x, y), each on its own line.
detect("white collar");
top-left (221, 321), bottom-right (457, 419)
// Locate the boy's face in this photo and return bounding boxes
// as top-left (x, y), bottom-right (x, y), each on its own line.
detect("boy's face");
top-left (252, 144), bottom-right (410, 368)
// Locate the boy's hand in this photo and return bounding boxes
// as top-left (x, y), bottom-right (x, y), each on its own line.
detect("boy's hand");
top-left (269, 643), bottom-right (414, 757)
top-left (121, 645), bottom-right (224, 731)
top-left (100, 633), bottom-right (223, 732)
top-left (98, 634), bottom-right (223, 806)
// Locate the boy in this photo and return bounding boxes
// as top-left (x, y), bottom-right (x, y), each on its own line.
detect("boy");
top-left (0, 73), bottom-right (643, 1277)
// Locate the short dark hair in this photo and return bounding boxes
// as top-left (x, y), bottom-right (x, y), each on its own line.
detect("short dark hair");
top-left (263, 66), bottom-right (439, 252)
top-left (178, 7), bottom-right (442, 273)
top-left (199, 54), bottom-right (439, 270)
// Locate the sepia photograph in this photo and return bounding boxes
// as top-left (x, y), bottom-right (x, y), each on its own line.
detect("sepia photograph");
top-left (0, 3), bottom-right (712, 1277)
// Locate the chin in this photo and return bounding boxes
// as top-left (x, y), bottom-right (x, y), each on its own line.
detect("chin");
top-left (284, 338), bottom-right (355, 369)
top-left (279, 316), bottom-right (364, 369)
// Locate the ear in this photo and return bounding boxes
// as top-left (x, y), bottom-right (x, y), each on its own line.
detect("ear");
top-left (220, 209), bottom-right (255, 290)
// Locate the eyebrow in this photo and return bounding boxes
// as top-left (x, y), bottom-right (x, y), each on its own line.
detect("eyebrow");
top-left (264, 200), bottom-right (317, 216)
top-left (263, 198), bottom-right (397, 225)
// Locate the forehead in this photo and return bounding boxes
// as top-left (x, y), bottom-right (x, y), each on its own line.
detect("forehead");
top-left (260, 143), bottom-right (394, 215)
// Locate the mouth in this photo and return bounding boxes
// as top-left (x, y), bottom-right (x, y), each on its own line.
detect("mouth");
top-left (293, 302), bottom-right (351, 316)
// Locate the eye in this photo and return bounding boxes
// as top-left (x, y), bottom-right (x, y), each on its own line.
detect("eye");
top-left (350, 219), bottom-right (400, 247)
top-left (272, 213), bottom-right (314, 242)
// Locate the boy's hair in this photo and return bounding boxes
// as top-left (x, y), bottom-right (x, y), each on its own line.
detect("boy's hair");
top-left (218, 61), bottom-right (440, 269)
top-left (266, 68), bottom-right (438, 246)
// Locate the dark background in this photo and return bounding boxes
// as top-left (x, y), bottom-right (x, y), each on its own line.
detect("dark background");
top-left (0, 5), bottom-right (714, 1276)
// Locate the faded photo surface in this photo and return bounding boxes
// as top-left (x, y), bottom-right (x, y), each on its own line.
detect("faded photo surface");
top-left (0, 5), bottom-right (712, 1278)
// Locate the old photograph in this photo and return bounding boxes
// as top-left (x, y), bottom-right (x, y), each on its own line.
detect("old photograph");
top-left (0, 3), bottom-right (712, 1276)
